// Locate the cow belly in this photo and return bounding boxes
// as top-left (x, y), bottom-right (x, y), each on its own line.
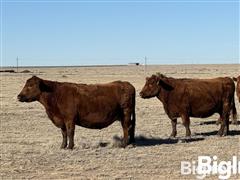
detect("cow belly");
top-left (75, 112), bottom-right (120, 129)
top-left (188, 93), bottom-right (220, 118)
top-left (190, 105), bottom-right (218, 118)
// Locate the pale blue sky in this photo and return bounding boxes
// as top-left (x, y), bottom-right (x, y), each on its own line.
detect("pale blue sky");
top-left (1, 0), bottom-right (239, 66)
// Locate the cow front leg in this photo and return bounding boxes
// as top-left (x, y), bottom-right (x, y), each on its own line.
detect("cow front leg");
top-left (61, 126), bottom-right (67, 149)
top-left (170, 118), bottom-right (177, 138)
top-left (121, 109), bottom-right (131, 148)
top-left (181, 115), bottom-right (191, 137)
top-left (66, 121), bottom-right (75, 149)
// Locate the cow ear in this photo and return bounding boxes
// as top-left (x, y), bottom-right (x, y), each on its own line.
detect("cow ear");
top-left (39, 80), bottom-right (52, 92)
top-left (233, 77), bottom-right (237, 82)
top-left (158, 79), bottom-right (174, 91)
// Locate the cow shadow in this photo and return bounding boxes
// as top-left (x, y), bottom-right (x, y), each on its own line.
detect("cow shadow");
top-left (199, 120), bottom-right (218, 125)
top-left (200, 120), bottom-right (240, 125)
top-left (133, 135), bottom-right (205, 147)
top-left (195, 130), bottom-right (240, 137)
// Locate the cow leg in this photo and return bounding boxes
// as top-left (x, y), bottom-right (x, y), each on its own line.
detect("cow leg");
top-left (181, 115), bottom-right (191, 137)
top-left (222, 112), bottom-right (230, 136)
top-left (66, 121), bottom-right (75, 149)
top-left (121, 109), bottom-right (131, 148)
top-left (224, 116), bottom-right (230, 136)
top-left (223, 101), bottom-right (231, 136)
top-left (218, 102), bottom-right (230, 136)
top-left (231, 99), bottom-right (237, 125)
top-left (217, 117), bottom-right (224, 136)
top-left (129, 108), bottom-right (135, 144)
top-left (218, 115), bottom-right (229, 136)
top-left (170, 118), bottom-right (177, 138)
top-left (60, 126), bottom-right (67, 149)
top-left (216, 116), bottom-right (222, 125)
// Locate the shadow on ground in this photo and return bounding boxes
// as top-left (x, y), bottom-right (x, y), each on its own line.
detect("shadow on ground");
top-left (133, 135), bottom-right (205, 147)
top-left (195, 130), bottom-right (240, 137)
top-left (199, 120), bottom-right (240, 125)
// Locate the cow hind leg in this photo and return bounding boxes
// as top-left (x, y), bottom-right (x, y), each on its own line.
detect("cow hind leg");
top-left (170, 118), bottom-right (177, 138)
top-left (216, 116), bottom-right (222, 125)
top-left (218, 102), bottom-right (230, 136)
top-left (222, 112), bottom-right (230, 136)
top-left (66, 121), bottom-right (75, 149)
top-left (181, 115), bottom-right (191, 137)
top-left (218, 114), bottom-right (229, 136)
top-left (231, 98), bottom-right (238, 125)
top-left (129, 108), bottom-right (135, 144)
top-left (121, 108), bottom-right (132, 148)
top-left (60, 126), bottom-right (67, 149)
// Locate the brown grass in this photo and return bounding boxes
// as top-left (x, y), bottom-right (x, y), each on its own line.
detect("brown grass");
top-left (1, 64), bottom-right (240, 179)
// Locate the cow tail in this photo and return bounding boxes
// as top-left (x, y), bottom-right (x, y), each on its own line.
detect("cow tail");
top-left (132, 92), bottom-right (136, 131)
top-left (130, 90), bottom-right (136, 143)
top-left (231, 96), bottom-right (238, 125)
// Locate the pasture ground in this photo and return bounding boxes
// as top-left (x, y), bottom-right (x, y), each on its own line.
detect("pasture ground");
top-left (1, 64), bottom-right (240, 179)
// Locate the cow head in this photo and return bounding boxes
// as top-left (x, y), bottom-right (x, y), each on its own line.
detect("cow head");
top-left (233, 76), bottom-right (240, 102)
top-left (17, 76), bottom-right (50, 102)
top-left (139, 74), bottom-right (173, 99)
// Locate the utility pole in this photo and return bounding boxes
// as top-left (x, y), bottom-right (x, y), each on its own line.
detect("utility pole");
top-left (16, 56), bottom-right (19, 72)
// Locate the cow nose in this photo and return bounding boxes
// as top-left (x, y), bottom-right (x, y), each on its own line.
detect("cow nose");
top-left (139, 92), bottom-right (143, 97)
top-left (17, 94), bottom-right (22, 100)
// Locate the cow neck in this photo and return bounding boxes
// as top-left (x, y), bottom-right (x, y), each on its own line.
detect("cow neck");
top-left (39, 92), bottom-right (51, 109)
top-left (157, 78), bottom-right (172, 107)
top-left (38, 80), bottom-right (57, 110)
top-left (157, 88), bottom-right (170, 106)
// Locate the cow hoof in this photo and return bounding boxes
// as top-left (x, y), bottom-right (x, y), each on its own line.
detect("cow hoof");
top-left (231, 121), bottom-right (238, 125)
top-left (169, 135), bottom-right (177, 139)
top-left (221, 133), bottom-right (227, 137)
top-left (67, 145), bottom-right (74, 150)
top-left (121, 144), bottom-right (127, 148)
top-left (222, 131), bottom-right (228, 137)
top-left (217, 131), bottom-right (223, 136)
top-left (169, 133), bottom-right (177, 138)
top-left (60, 144), bottom-right (67, 149)
top-left (184, 136), bottom-right (191, 140)
top-left (127, 143), bottom-right (136, 148)
top-left (121, 141), bottom-right (128, 148)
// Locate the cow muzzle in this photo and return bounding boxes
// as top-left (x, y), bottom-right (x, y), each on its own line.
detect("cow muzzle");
top-left (17, 94), bottom-right (26, 102)
top-left (139, 92), bottom-right (145, 98)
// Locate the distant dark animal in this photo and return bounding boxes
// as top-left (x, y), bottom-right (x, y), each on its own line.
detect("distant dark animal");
top-left (20, 70), bottom-right (32, 73)
top-left (0, 70), bottom-right (15, 73)
top-left (139, 74), bottom-right (237, 137)
top-left (18, 76), bottom-right (136, 149)
top-left (233, 76), bottom-right (240, 102)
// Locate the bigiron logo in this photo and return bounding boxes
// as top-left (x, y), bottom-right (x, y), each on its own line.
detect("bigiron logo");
top-left (181, 156), bottom-right (240, 179)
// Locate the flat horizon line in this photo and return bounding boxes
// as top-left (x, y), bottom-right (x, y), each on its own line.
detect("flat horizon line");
top-left (1, 63), bottom-right (239, 69)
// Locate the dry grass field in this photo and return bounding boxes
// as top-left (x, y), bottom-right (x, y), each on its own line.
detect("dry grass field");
top-left (1, 64), bottom-right (240, 179)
